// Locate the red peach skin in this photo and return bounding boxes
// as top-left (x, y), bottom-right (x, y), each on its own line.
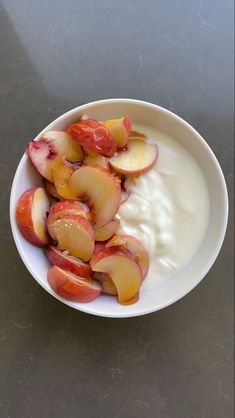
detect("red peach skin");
top-left (94, 242), bottom-right (106, 255)
top-left (67, 118), bottom-right (117, 157)
top-left (47, 200), bottom-right (89, 224)
top-left (27, 131), bottom-right (83, 181)
top-left (48, 266), bottom-right (101, 302)
top-left (47, 246), bottom-right (92, 279)
top-left (16, 187), bottom-right (49, 246)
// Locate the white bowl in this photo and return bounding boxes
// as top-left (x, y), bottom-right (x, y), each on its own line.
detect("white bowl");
top-left (10, 99), bottom-right (228, 318)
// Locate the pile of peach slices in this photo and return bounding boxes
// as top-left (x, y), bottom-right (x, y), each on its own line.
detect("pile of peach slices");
top-left (16, 115), bottom-right (158, 305)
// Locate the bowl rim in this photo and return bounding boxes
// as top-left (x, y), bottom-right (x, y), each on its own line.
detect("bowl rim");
top-left (10, 98), bottom-right (229, 318)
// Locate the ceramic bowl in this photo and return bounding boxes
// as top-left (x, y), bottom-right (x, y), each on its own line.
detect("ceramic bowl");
top-left (10, 99), bottom-right (228, 317)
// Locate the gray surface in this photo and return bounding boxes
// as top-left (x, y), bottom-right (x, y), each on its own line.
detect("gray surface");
top-left (0, 1), bottom-right (234, 417)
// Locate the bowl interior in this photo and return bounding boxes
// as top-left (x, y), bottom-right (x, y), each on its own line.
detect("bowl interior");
top-left (10, 99), bottom-right (228, 317)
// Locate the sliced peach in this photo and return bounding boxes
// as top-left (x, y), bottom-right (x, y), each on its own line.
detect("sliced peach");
top-left (94, 218), bottom-right (120, 241)
top-left (27, 140), bottom-right (55, 182)
top-left (47, 266), bottom-right (101, 302)
top-left (48, 214), bottom-right (95, 261)
top-left (94, 242), bottom-right (106, 255)
top-left (82, 147), bottom-right (98, 156)
top-left (27, 131), bottom-right (83, 181)
top-left (48, 200), bottom-right (89, 224)
top-left (90, 247), bottom-right (142, 305)
top-left (47, 246), bottom-right (92, 278)
top-left (43, 179), bottom-right (62, 200)
top-left (52, 158), bottom-right (77, 200)
top-left (67, 119), bottom-right (117, 157)
top-left (109, 140), bottom-right (158, 176)
top-left (41, 131), bottom-right (83, 162)
top-left (83, 153), bottom-right (109, 169)
top-left (106, 234), bottom-right (149, 279)
top-left (103, 116), bottom-right (132, 148)
top-left (69, 166), bottom-right (121, 227)
top-left (93, 272), bottom-right (117, 296)
top-left (16, 187), bottom-right (49, 246)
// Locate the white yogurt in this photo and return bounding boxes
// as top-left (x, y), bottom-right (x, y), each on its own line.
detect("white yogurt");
top-left (117, 125), bottom-right (210, 290)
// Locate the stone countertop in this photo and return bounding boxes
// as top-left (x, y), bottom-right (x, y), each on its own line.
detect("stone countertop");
top-left (0, 1), bottom-right (234, 417)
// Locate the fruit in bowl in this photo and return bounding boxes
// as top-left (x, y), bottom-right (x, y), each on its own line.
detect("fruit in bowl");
top-left (15, 112), bottom-right (157, 306)
top-left (10, 99), bottom-right (228, 318)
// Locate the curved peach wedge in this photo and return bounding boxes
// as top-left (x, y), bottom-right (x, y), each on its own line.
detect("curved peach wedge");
top-left (43, 179), bottom-right (62, 200)
top-left (94, 218), bottom-right (120, 241)
top-left (47, 246), bottom-right (92, 278)
top-left (106, 234), bottom-right (149, 279)
top-left (83, 153), bottom-right (109, 169)
top-left (52, 158), bottom-right (77, 200)
top-left (103, 116), bottom-right (132, 148)
top-left (27, 131), bottom-right (83, 182)
top-left (94, 242), bottom-right (106, 255)
top-left (48, 214), bottom-right (95, 261)
top-left (47, 266), bottom-right (101, 302)
top-left (16, 187), bottom-right (50, 246)
top-left (67, 119), bottom-right (117, 157)
top-left (109, 139), bottom-right (158, 176)
top-left (90, 247), bottom-right (142, 305)
top-left (69, 166), bottom-right (121, 227)
top-left (48, 200), bottom-right (89, 224)
top-left (93, 272), bottom-right (117, 296)
top-left (41, 131), bottom-right (83, 162)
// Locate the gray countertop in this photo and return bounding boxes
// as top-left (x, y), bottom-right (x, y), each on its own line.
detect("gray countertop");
top-left (0, 1), bottom-right (234, 417)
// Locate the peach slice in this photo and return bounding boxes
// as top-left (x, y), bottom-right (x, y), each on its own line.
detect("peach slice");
top-left (90, 247), bottom-right (142, 305)
top-left (82, 147), bottom-right (98, 156)
top-left (67, 119), bottom-right (117, 157)
top-left (47, 246), bottom-right (92, 278)
top-left (69, 166), bottom-right (121, 227)
top-left (106, 234), bottom-right (149, 279)
top-left (94, 242), bottom-right (106, 255)
top-left (48, 200), bottom-right (89, 224)
top-left (48, 266), bottom-right (101, 302)
top-left (48, 214), bottom-right (95, 261)
top-left (41, 131), bottom-right (83, 162)
top-left (103, 116), bottom-right (132, 148)
top-left (16, 187), bottom-right (50, 246)
top-left (93, 272), bottom-right (117, 296)
top-left (27, 131), bottom-right (83, 182)
top-left (52, 158), bottom-right (77, 200)
top-left (94, 218), bottom-right (120, 241)
top-left (109, 139), bottom-right (158, 176)
top-left (43, 179), bottom-right (62, 200)
top-left (83, 153), bottom-right (109, 169)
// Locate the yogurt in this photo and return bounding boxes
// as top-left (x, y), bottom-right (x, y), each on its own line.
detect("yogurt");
top-left (117, 125), bottom-right (210, 290)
